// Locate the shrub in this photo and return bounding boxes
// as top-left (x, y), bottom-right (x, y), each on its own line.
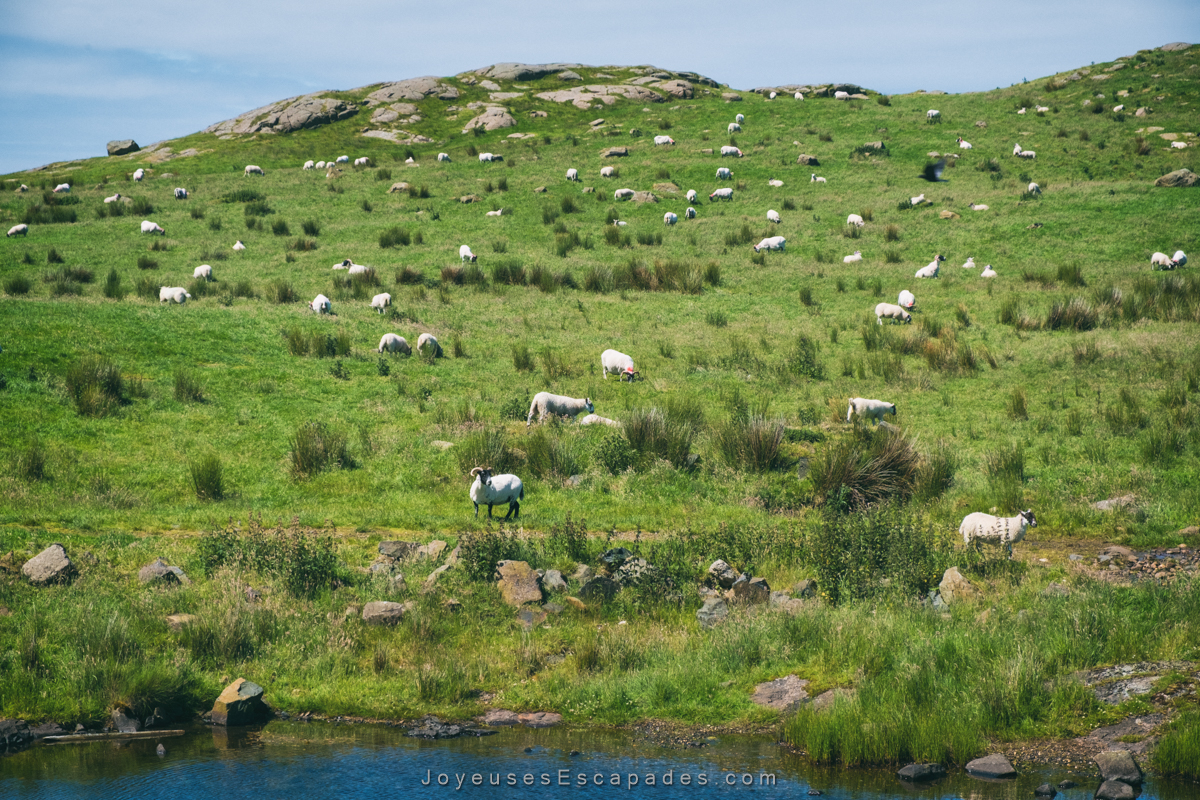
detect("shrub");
top-left (712, 414), bottom-right (786, 472)
top-left (724, 224), bottom-right (754, 247)
top-left (199, 516), bottom-right (339, 598)
top-left (289, 421), bottom-right (353, 478)
top-left (635, 231), bottom-right (662, 247)
top-left (591, 428), bottom-right (636, 474)
top-left (379, 227), bottom-right (411, 248)
top-left (492, 260), bottom-right (526, 285)
top-left (455, 427), bottom-right (522, 475)
top-left (705, 310), bottom-right (728, 327)
top-left (103, 269), bottom-right (125, 299)
top-left (243, 200), bottom-right (272, 217)
top-left (396, 266), bottom-right (424, 285)
top-left (704, 262), bottom-right (721, 286)
top-left (1045, 297), bottom-right (1098, 331)
top-left (524, 426), bottom-right (582, 479)
top-left (22, 204), bottom-right (76, 225)
top-left (561, 196), bottom-right (579, 214)
top-left (15, 437), bottom-right (47, 481)
top-left (4, 275), bottom-right (33, 295)
top-left (135, 276), bottom-right (158, 300)
top-left (47, 247), bottom-right (64, 264)
top-left (780, 335), bottom-right (825, 380)
top-left (65, 355), bottom-right (125, 417)
top-left (375, 168), bottom-right (392, 181)
top-left (441, 265), bottom-right (464, 285)
top-left (809, 427), bottom-right (921, 512)
top-left (301, 220), bottom-right (320, 236)
top-left (286, 237), bottom-right (318, 252)
top-left (511, 344), bottom-right (534, 371)
top-left (1057, 264), bottom-right (1086, 287)
top-left (174, 369), bottom-right (204, 403)
top-left (267, 280), bottom-right (298, 304)
top-left (622, 407), bottom-right (696, 469)
top-left (189, 454), bottom-right (224, 500)
top-left (914, 440), bottom-right (956, 501)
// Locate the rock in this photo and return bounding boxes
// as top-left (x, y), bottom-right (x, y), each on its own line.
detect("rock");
top-left (1095, 780), bottom-right (1137, 800)
top-left (461, 106), bottom-right (516, 133)
top-left (1034, 784), bottom-right (1058, 797)
top-left (976, 120), bottom-right (988, 128)
top-left (965, 753), bottom-right (1017, 779)
top-left (602, 147), bottom-right (628, 158)
top-left (558, 70), bottom-right (582, 81)
top-left (939, 567), bottom-right (978, 604)
top-left (379, 541), bottom-right (420, 559)
top-left (897, 763), bottom-right (947, 782)
top-left (770, 591), bottom-right (792, 607)
top-left (517, 608), bottom-right (547, 631)
top-left (0, 607), bottom-right (9, 616)
top-left (477, 62), bottom-right (584, 81)
top-left (1093, 494), bottom-right (1138, 511)
top-left (443, 597), bottom-right (462, 612)
top-left (565, 596), bottom-right (587, 611)
top-left (1155, 168), bottom-right (1198, 187)
top-left (571, 564), bottom-right (593, 582)
top-left (600, 547), bottom-right (634, 567)
top-left (519, 711), bottom-right (562, 728)
top-left (459, 194), bottom-right (483, 204)
top-left (657, 80), bottom-right (693, 99)
top-left (143, 707), bottom-right (167, 729)
top-left (210, 678), bottom-right (270, 726)
top-left (543, 570), bottom-right (568, 593)
top-left (543, 602), bottom-right (563, 614)
top-left (1135, 107), bottom-right (1149, 117)
top-left (613, 558), bottom-right (657, 587)
top-left (1095, 750), bottom-right (1142, 785)
top-left (1059, 780), bottom-right (1078, 789)
top-left (581, 187), bottom-right (594, 194)
top-left (536, 85), bottom-right (664, 110)
top-left (631, 191), bottom-right (658, 204)
top-left (362, 601), bottom-right (407, 625)
top-left (205, 95), bottom-right (358, 136)
top-left (722, 92), bottom-right (742, 102)
top-left (732, 575), bottom-right (771, 604)
top-left (0, 719), bottom-right (33, 751)
top-left (1042, 582), bottom-right (1070, 597)
top-left (862, 141), bottom-right (885, 150)
top-left (809, 687), bottom-right (853, 712)
top-left (423, 564), bottom-right (451, 592)
top-left (797, 154), bottom-right (820, 166)
top-left (167, 566), bottom-right (191, 585)
top-left (107, 139), bottom-right (140, 156)
top-left (708, 559), bottom-right (740, 588)
top-left (166, 614), bottom-right (197, 631)
top-left (22, 544), bottom-right (74, 585)
top-left (792, 579), bottom-right (818, 598)
top-left (138, 558), bottom-right (180, 585)
top-left (496, 561), bottom-right (543, 606)
top-left (940, 210), bottom-right (961, 219)
top-left (442, 546), bottom-right (461, 567)
top-left (696, 598), bottom-right (728, 628)
top-left (416, 540), bottom-right (447, 560)
top-left (365, 77), bottom-right (459, 104)
top-left (590, 118), bottom-right (606, 126)
top-left (750, 675), bottom-right (810, 712)
top-left (533, 186), bottom-right (547, 193)
top-left (482, 709), bottom-right (520, 726)
top-left (407, 716), bottom-right (462, 739)
top-left (387, 182), bottom-right (410, 194)
top-left (579, 575), bottom-right (618, 602)
top-left (1160, 42), bottom-right (1192, 51)
top-left (28, 722), bottom-right (64, 739)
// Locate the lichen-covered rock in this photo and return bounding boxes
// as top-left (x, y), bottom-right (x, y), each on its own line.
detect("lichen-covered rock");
top-left (656, 80), bottom-right (693, 99)
top-left (364, 77), bottom-right (458, 104)
top-left (750, 675), bottom-right (809, 712)
top-left (362, 601), bottom-right (407, 625)
top-left (112, 707), bottom-right (141, 733)
top-left (938, 567), bottom-right (979, 604)
top-left (1095, 751), bottom-right (1142, 785)
top-left (732, 575), bottom-right (771, 604)
top-left (542, 569), bottom-right (568, 593)
top-left (461, 106), bottom-right (516, 133)
top-left (708, 559), bottom-right (739, 589)
top-left (535, 85), bottom-right (664, 111)
top-left (496, 561), bottom-right (543, 606)
top-left (22, 544), bottom-right (74, 585)
top-left (107, 139), bottom-right (139, 156)
top-left (210, 678), bottom-right (270, 726)
top-left (476, 63), bottom-right (584, 82)
top-left (696, 598), bottom-right (728, 628)
top-left (578, 575), bottom-right (618, 602)
top-left (1095, 780), bottom-right (1137, 800)
top-left (205, 95), bottom-right (358, 135)
top-left (1155, 168), bottom-right (1198, 187)
top-left (139, 558), bottom-right (179, 585)
top-left (797, 154), bottom-right (820, 166)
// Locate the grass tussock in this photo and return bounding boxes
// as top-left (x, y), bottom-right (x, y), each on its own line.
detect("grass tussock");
top-left (809, 427), bottom-right (922, 513)
top-left (189, 454), bottom-right (224, 500)
top-left (65, 355), bottom-right (126, 417)
top-left (289, 421), bottom-right (354, 478)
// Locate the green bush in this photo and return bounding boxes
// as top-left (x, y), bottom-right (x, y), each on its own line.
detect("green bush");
top-left (189, 454), bottom-right (224, 500)
top-left (289, 421), bottom-right (354, 478)
top-left (65, 355), bottom-right (126, 417)
top-left (198, 515), bottom-right (340, 597)
top-left (591, 428), bottom-right (636, 474)
top-left (712, 415), bottom-right (786, 472)
top-left (4, 275), bottom-right (32, 295)
top-left (809, 427), bottom-right (921, 513)
top-left (102, 269), bottom-right (125, 299)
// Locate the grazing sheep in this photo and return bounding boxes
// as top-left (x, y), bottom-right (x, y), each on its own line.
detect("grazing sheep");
top-left (104, 193), bottom-right (122, 203)
top-left (174, 188), bottom-right (188, 200)
top-left (981, 265), bottom-right (997, 278)
top-left (371, 293), bottom-right (392, 313)
top-left (794, 92), bottom-right (804, 100)
top-left (1171, 142), bottom-right (1187, 150)
top-left (7, 224), bottom-right (29, 237)
top-left (614, 188), bottom-right (635, 200)
top-left (566, 168), bottom-right (579, 182)
top-left (834, 91), bottom-right (851, 100)
top-left (720, 145), bottom-right (743, 157)
top-left (315, 161), bottom-right (326, 169)
top-left (193, 265), bottom-right (212, 281)
top-left (140, 220), bottom-right (165, 235)
top-left (53, 183), bottom-right (71, 193)
top-left (843, 250), bottom-right (862, 263)
top-left (232, 241), bottom-right (246, 251)
top-left (728, 122), bottom-right (741, 133)
top-left (600, 166), bottom-right (615, 177)
top-left (753, 236), bottom-right (786, 253)
top-left (378, 333), bottom-right (411, 354)
top-left (159, 287), bottom-right (191, 304)
top-left (311, 294), bottom-right (331, 314)
top-left (459, 245), bottom-right (477, 263)
top-left (915, 254), bottom-right (945, 278)
top-left (847, 214), bottom-right (864, 228)
top-left (685, 207), bottom-right (696, 219)
top-left (1172, 250), bottom-right (1188, 268)
top-left (811, 174), bottom-right (826, 183)
top-left (735, 113), bottom-right (744, 123)
top-left (847, 397), bottom-right (897, 424)
top-left (580, 414), bottom-right (622, 428)
top-left (956, 137), bottom-right (973, 149)
top-left (875, 303), bottom-right (912, 325)
top-left (968, 203), bottom-right (989, 211)
top-left (244, 165), bottom-right (264, 176)
top-left (664, 211), bottom-right (678, 225)
top-left (926, 109), bottom-right (940, 121)
top-left (960, 509), bottom-right (1037, 558)
top-left (417, 333), bottom-right (443, 358)
top-left (612, 220), bottom-right (628, 226)
top-left (1028, 182), bottom-right (1041, 195)
top-left (405, 157), bottom-right (415, 164)
top-left (335, 156), bottom-right (349, 164)
top-left (527, 392), bottom-right (594, 426)
top-left (354, 157), bottom-right (370, 166)
top-left (437, 152), bottom-right (451, 162)
top-left (1112, 104), bottom-right (1125, 113)
top-left (469, 467), bottom-right (524, 521)
top-left (133, 169), bottom-right (145, 181)
top-left (654, 135), bottom-right (675, 145)
top-left (485, 209), bottom-right (503, 217)
top-left (962, 256), bottom-right (976, 269)
top-left (478, 152), bottom-right (496, 162)
top-left (686, 189), bottom-right (698, 203)
top-left (1012, 143), bottom-right (1036, 159)
top-left (898, 290), bottom-right (915, 309)
top-left (601, 349), bottom-right (639, 381)
top-left (303, 160), bottom-right (315, 170)
top-left (767, 209), bottom-right (781, 224)
top-left (1151, 252), bottom-right (1174, 269)
top-left (769, 91), bottom-right (777, 99)
top-left (710, 187), bottom-right (734, 201)
top-left (910, 193), bottom-right (926, 206)
top-left (716, 167), bottom-right (732, 179)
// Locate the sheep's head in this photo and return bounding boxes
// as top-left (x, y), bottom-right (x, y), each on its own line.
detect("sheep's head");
top-left (584, 398), bottom-right (595, 414)
top-left (622, 368), bottom-right (639, 382)
top-left (889, 404), bottom-right (897, 416)
top-left (1020, 509), bottom-right (1038, 527)
top-left (470, 467), bottom-right (493, 483)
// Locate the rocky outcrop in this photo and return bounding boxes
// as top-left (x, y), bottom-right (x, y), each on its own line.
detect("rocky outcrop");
top-left (578, 575), bottom-right (618, 601)
top-left (732, 575), bottom-right (770, 604)
top-left (107, 140), bottom-right (139, 156)
top-left (797, 154), bottom-right (820, 166)
top-left (496, 561), bottom-right (543, 606)
top-left (750, 675), bottom-right (809, 712)
top-left (0, 719), bottom-right (33, 752)
top-left (474, 63), bottom-right (585, 81)
top-left (210, 678), bottom-right (271, 726)
top-left (1095, 751), bottom-right (1142, 785)
top-left (462, 106), bottom-right (516, 133)
top-left (938, 567), bottom-right (978, 604)
top-left (1159, 42), bottom-right (1192, 52)
top-left (1155, 168), bottom-right (1198, 187)
top-left (535, 85), bottom-right (664, 110)
top-left (656, 80), bottom-right (693, 99)
top-left (708, 559), bottom-right (739, 589)
top-left (206, 95), bottom-right (358, 136)
top-left (22, 544), bottom-right (74, 585)
top-left (364, 77), bottom-right (458, 104)
top-left (379, 541), bottom-right (420, 559)
top-left (139, 558), bottom-right (183, 585)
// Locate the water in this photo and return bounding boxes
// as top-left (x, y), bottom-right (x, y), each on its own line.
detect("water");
top-left (0, 722), bottom-right (1193, 800)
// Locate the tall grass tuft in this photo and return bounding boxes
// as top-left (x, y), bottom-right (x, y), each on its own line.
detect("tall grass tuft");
top-left (1154, 711), bottom-right (1200, 780)
top-left (189, 454), bottom-right (224, 500)
top-left (712, 414), bottom-right (786, 472)
top-left (379, 227), bottom-right (411, 248)
top-left (15, 437), bottom-right (48, 481)
top-left (984, 443), bottom-right (1025, 484)
top-left (1006, 387), bottom-right (1029, 420)
top-left (173, 369), bottom-right (205, 403)
top-left (4, 275), bottom-right (33, 295)
top-left (512, 343), bottom-right (534, 371)
top-left (103, 269), bottom-right (125, 299)
top-left (455, 427), bottom-right (522, 474)
top-left (622, 407), bottom-right (696, 469)
top-left (65, 355), bottom-right (125, 417)
top-left (525, 426), bottom-right (582, 479)
top-left (267, 280), bottom-right (298, 304)
top-left (289, 422), bottom-right (353, 478)
top-left (809, 427), bottom-right (922, 513)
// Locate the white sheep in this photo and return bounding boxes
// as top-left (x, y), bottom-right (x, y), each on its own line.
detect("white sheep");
top-left (354, 157), bottom-right (370, 166)
top-left (193, 265), bottom-right (212, 281)
top-left (53, 183), bottom-right (71, 193)
top-left (371, 293), bottom-right (392, 313)
top-left (614, 188), bottom-right (635, 200)
top-left (459, 245), bottom-right (477, 263)
top-left (1151, 252), bottom-right (1174, 269)
top-left (960, 509), bottom-right (1037, 558)
top-left (843, 250), bottom-right (862, 263)
top-left (311, 294), bottom-right (331, 314)
top-left (664, 212), bottom-right (678, 225)
top-left (104, 193), bottom-right (122, 203)
top-left (1171, 142), bottom-right (1187, 150)
top-left (767, 209), bottom-right (781, 224)
top-left (1017, 107), bottom-right (1026, 115)
top-left (348, 264), bottom-right (371, 276)
top-left (768, 179), bottom-right (783, 187)
top-left (1112, 104), bottom-right (1125, 113)
top-left (332, 259), bottom-right (357, 270)
top-left (720, 146), bottom-right (743, 157)
top-left (315, 161), bottom-right (326, 169)
top-left (140, 220), bottom-right (165, 235)
top-left (910, 193), bottom-right (926, 206)
top-left (580, 414), bottom-right (622, 428)
top-left (7, 224), bottom-right (29, 237)
top-left (600, 166), bottom-right (615, 177)
top-left (915, 254), bottom-right (945, 278)
top-left (244, 165), bottom-right (264, 176)
top-left (133, 169), bottom-right (145, 181)
top-left (710, 187), bottom-right (734, 201)
top-left (981, 265), bottom-right (997, 278)
top-left (769, 91), bottom-right (777, 99)
top-left (527, 392), bottom-right (594, 426)
top-left (898, 290), bottom-right (915, 309)
top-left (601, 349), bottom-right (638, 381)
top-left (794, 92), bottom-right (804, 100)
top-left (811, 174), bottom-right (826, 183)
top-left (968, 203), bottom-right (989, 211)
top-left (566, 168), bottom-right (579, 182)
top-left (612, 220), bottom-right (628, 226)
top-left (847, 397), bottom-right (896, 424)
top-left (1172, 250), bottom-right (1188, 268)
top-left (159, 286), bottom-right (191, 304)
top-left (686, 189), bottom-right (698, 203)
top-left (1028, 182), bottom-right (1041, 195)
top-left (1012, 143), bottom-right (1036, 159)
top-left (685, 207), bottom-right (696, 219)
top-left (926, 109), bottom-right (940, 121)
top-left (417, 333), bottom-right (443, 358)
top-left (478, 152), bottom-right (496, 162)
top-left (961, 256), bottom-right (976, 269)
top-left (405, 157), bottom-right (415, 164)
top-left (728, 122), bottom-right (741, 133)
top-left (437, 153), bottom-right (451, 162)
top-left (753, 236), bottom-right (786, 253)
top-left (956, 137), bottom-right (972, 149)
top-left (469, 467), bottom-right (524, 521)
top-left (716, 167), bottom-right (732, 179)
top-left (847, 214), bottom-right (864, 228)
top-left (486, 209), bottom-right (503, 217)
top-left (378, 333), bottom-right (411, 354)
top-left (834, 91), bottom-right (851, 100)
top-left (875, 303), bottom-right (912, 325)
top-left (335, 155), bottom-right (349, 164)
top-left (303, 160), bottom-right (315, 170)
top-left (174, 188), bottom-right (188, 200)
top-left (232, 241), bottom-right (246, 251)
top-left (1035, 106), bottom-right (1049, 113)
top-left (654, 135), bottom-right (675, 145)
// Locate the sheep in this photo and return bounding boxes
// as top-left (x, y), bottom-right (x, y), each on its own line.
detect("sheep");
top-left (601, 349), bottom-right (639, 381)
top-left (915, 254), bottom-right (945, 278)
top-left (371, 293), bottom-right (392, 313)
top-left (140, 220), bottom-right (165, 235)
top-left (910, 193), bottom-right (926, 206)
top-left (769, 91), bottom-right (777, 99)
top-left (478, 152), bottom-right (496, 162)
top-left (417, 333), bottom-right (443, 358)
top-left (961, 256), bottom-right (976, 269)
top-left (768, 179), bottom-right (784, 187)
top-left (174, 188), bottom-right (188, 200)
top-left (968, 203), bottom-right (989, 211)
top-left (469, 467), bottom-right (524, 521)
top-left (133, 169), bottom-right (145, 181)
top-left (580, 414), bottom-right (622, 427)
top-left (459, 245), bottom-right (477, 263)
top-left (527, 392), bottom-right (594, 426)
top-left (959, 509), bottom-right (1037, 558)
top-left (486, 209), bottom-right (504, 217)
top-left (7, 224), bottom-right (29, 237)
top-left (1012, 143), bottom-right (1036, 159)
top-left (956, 137), bottom-right (973, 149)
top-left (654, 135), bottom-right (675, 146)
top-left (1173, 250), bottom-right (1188, 268)
top-left (735, 113), bottom-right (745, 123)
top-left (193, 265), bottom-right (213, 281)
top-left (664, 211), bottom-right (678, 225)
top-left (767, 209), bottom-right (781, 224)
top-left (232, 241), bottom-right (246, 251)
top-left (843, 250), bottom-right (862, 263)
top-left (728, 122), bottom-right (741, 133)
top-left (315, 161), bottom-right (326, 169)
top-left (834, 91), bottom-right (851, 100)
top-left (811, 174), bottom-right (826, 183)
top-left (1017, 107), bottom-right (1026, 115)
top-left (981, 265), bottom-right (997, 278)
top-left (847, 397), bottom-right (897, 424)
top-left (716, 167), bottom-right (732, 179)
top-left (244, 165), bottom-right (264, 176)
top-left (104, 193), bottom-right (122, 203)
top-left (311, 294), bottom-right (331, 314)
top-left (847, 214), bottom-right (864, 228)
top-left (1151, 252), bottom-right (1174, 269)
top-left (720, 145), bottom-right (743, 157)
top-left (710, 187), bottom-right (734, 201)
top-left (354, 157), bottom-right (370, 166)
top-left (1112, 104), bottom-right (1125, 113)
top-left (405, 157), bottom-right (415, 164)
top-left (566, 168), bottom-right (579, 182)
top-left (303, 160), bottom-right (315, 170)
top-left (378, 333), bottom-right (411, 354)
top-left (614, 188), bottom-right (635, 200)
top-left (794, 92), bottom-right (804, 100)
top-left (875, 303), bottom-right (912, 325)
top-left (600, 166), bottom-right (615, 177)
top-left (158, 286), bottom-right (191, 304)
top-left (612, 220), bottom-right (628, 226)
top-left (437, 152), bottom-right (451, 162)
top-left (685, 207), bottom-right (696, 219)
top-left (53, 183), bottom-right (71, 193)
top-left (926, 109), bottom-right (940, 121)
top-left (753, 236), bottom-right (786, 253)
top-left (335, 155), bottom-right (349, 164)
top-left (1028, 182), bottom-right (1041, 195)
top-left (1171, 142), bottom-right (1188, 150)
top-left (898, 289), bottom-right (915, 309)
top-left (686, 189), bottom-right (698, 203)
top-left (1035, 106), bottom-right (1049, 113)
top-left (347, 264), bottom-right (371, 276)
top-left (332, 258), bottom-right (357, 270)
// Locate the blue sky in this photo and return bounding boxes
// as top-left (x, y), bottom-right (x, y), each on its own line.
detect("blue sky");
top-left (1, 0), bottom-right (1197, 175)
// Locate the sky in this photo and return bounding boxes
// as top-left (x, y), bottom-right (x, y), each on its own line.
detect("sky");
top-left (1, 0), bottom-right (1197, 175)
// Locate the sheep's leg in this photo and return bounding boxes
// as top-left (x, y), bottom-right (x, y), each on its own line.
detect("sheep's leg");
top-left (473, 502), bottom-right (480, 519)
top-left (487, 504), bottom-right (495, 520)
top-left (508, 500), bottom-right (520, 521)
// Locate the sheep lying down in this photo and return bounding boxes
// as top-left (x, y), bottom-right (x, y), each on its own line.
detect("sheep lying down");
top-left (527, 392), bottom-right (594, 426)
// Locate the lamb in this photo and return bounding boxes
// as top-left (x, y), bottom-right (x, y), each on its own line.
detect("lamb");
top-left (244, 165), bottom-right (264, 176)
top-left (478, 152), bottom-right (496, 162)
top-left (716, 167), bottom-right (732, 179)
top-left (459, 245), bottom-right (477, 263)
top-left (720, 146), bottom-right (743, 157)
top-left (159, 286), bottom-right (191, 304)
top-left (600, 166), bottom-right (615, 177)
top-left (769, 91), bottom-right (777, 99)
top-left (1035, 106), bottom-right (1049, 113)
top-left (710, 187), bottom-right (734, 201)
top-left (174, 188), bottom-right (188, 200)
top-left (437, 153), bottom-right (451, 162)
top-left (686, 189), bottom-right (698, 203)
top-left (847, 214), bottom-right (864, 228)
top-left (834, 91), bottom-right (851, 100)
top-left (847, 397), bottom-right (897, 424)
top-left (133, 169), bottom-right (145, 181)
top-left (1151, 252), bottom-right (1174, 269)
top-left (981, 265), bottom-right (997, 278)
top-left (315, 161), bottom-right (326, 169)
top-left (485, 209), bottom-right (504, 216)
top-left (956, 137), bottom-right (972, 149)
top-left (348, 264), bottom-right (371, 276)
top-left (728, 122), bottom-right (741, 133)
top-left (735, 113), bottom-right (745, 123)
top-left (527, 392), bottom-right (594, 426)
top-left (910, 193), bottom-right (926, 206)
top-left (335, 155), bottom-right (349, 164)
top-left (753, 236), bottom-right (786, 253)
top-left (962, 256), bottom-right (976, 269)
top-left (685, 207), bottom-right (696, 219)
top-left (898, 290), bottom-right (915, 309)
top-left (1012, 143), bottom-right (1036, 159)
top-left (378, 333), bottom-right (411, 354)
top-left (926, 109), bottom-right (940, 121)
top-left (1172, 250), bottom-right (1188, 267)
top-left (580, 414), bottom-right (622, 428)
top-left (767, 209), bottom-right (781, 224)
top-left (843, 250), bottom-right (862, 263)
top-left (794, 92), bottom-right (804, 100)
top-left (1028, 182), bottom-right (1041, 195)
top-left (1017, 107), bottom-right (1026, 115)
top-left (959, 509), bottom-right (1037, 558)
top-left (875, 303), bottom-right (912, 325)
top-left (1112, 104), bottom-right (1125, 113)
top-left (614, 188), bottom-right (635, 200)
top-left (566, 168), bottom-right (579, 182)
top-left (768, 179), bottom-right (784, 187)
top-left (469, 467), bottom-right (524, 521)
top-left (612, 220), bottom-right (628, 226)
top-left (654, 135), bottom-right (675, 145)
top-left (193, 265), bottom-right (213, 281)
top-left (371, 293), bottom-right (392, 313)
top-left (7, 224), bottom-right (29, 237)
top-left (664, 212), bottom-right (678, 225)
top-left (303, 160), bottom-right (315, 170)
top-left (915, 254), bottom-right (945, 278)
top-left (232, 241), bottom-right (246, 251)
top-left (417, 333), bottom-right (443, 358)
top-left (601, 349), bottom-right (639, 381)
top-left (354, 157), bottom-right (370, 166)
top-left (811, 174), bottom-right (826, 183)
top-left (140, 220), bottom-right (165, 235)
top-left (311, 294), bottom-right (331, 314)
top-left (968, 203), bottom-right (989, 211)
top-left (53, 183), bottom-right (71, 193)
top-left (104, 193), bottom-right (122, 203)
top-left (1171, 142), bottom-right (1187, 150)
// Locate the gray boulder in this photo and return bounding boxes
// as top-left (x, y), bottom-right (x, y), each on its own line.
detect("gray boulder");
top-left (602, 147), bottom-right (629, 157)
top-left (482, 709), bottom-right (520, 726)
top-left (364, 76), bottom-right (458, 104)
top-left (496, 561), bottom-right (543, 606)
top-left (613, 557), bottom-right (657, 587)
top-left (708, 559), bottom-right (739, 588)
top-left (461, 106), bottom-right (516, 134)
top-left (22, 544), bottom-right (74, 585)
top-left (558, 70), bottom-right (582, 81)
top-left (1095, 781), bottom-right (1137, 800)
top-left (379, 541), bottom-right (420, 559)
top-left (138, 558), bottom-right (179, 585)
top-left (416, 540), bottom-right (447, 560)
top-left (792, 579), bottom-right (818, 598)
top-left (938, 567), bottom-right (979, 604)
top-left (107, 140), bottom-right (139, 156)
top-left (1095, 750), bottom-right (1142, 785)
top-left (210, 678), bottom-right (270, 726)
top-left (750, 675), bottom-right (809, 712)
top-left (1155, 169), bottom-right (1198, 187)
top-left (732, 575), bottom-right (771, 604)
top-left (1159, 42), bottom-right (1192, 52)
top-left (543, 569), bottom-right (568, 593)
top-left (476, 63), bottom-right (584, 82)
top-left (696, 598), bottom-right (728, 628)
top-left (1034, 783), bottom-right (1058, 797)
top-left (112, 707), bottom-right (141, 733)
top-left (656, 80), bottom-right (694, 99)
top-left (965, 753), bottom-right (1017, 779)
top-left (897, 763), bottom-right (946, 782)
top-left (722, 92), bottom-right (742, 102)
top-left (578, 575), bottom-right (618, 602)
top-left (205, 95), bottom-right (358, 136)
top-left (362, 601), bottom-right (407, 625)
top-left (600, 547), bottom-right (634, 567)
top-left (797, 154), bottom-right (820, 166)
top-left (0, 719), bottom-right (33, 751)
top-left (422, 564), bottom-right (451, 592)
